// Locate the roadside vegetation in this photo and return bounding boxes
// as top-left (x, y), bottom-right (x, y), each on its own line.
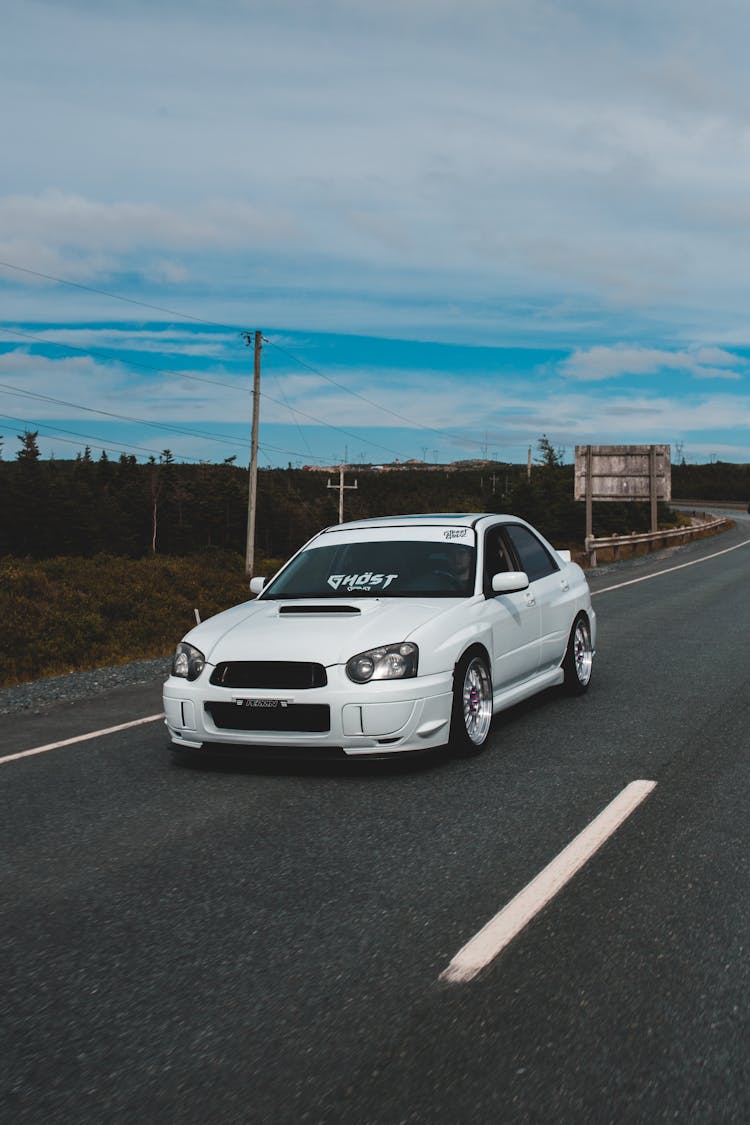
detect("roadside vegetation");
top-left (1, 431), bottom-right (745, 686)
top-left (0, 551), bottom-right (271, 688)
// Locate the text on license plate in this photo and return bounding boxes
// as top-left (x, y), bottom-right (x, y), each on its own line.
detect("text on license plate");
top-left (232, 697), bottom-right (290, 708)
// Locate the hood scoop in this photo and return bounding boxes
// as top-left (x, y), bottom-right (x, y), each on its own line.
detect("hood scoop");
top-left (278, 604), bottom-right (361, 616)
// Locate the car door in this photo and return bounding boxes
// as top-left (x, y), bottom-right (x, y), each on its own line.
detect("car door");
top-left (502, 524), bottom-right (571, 673)
top-left (482, 524), bottom-right (542, 689)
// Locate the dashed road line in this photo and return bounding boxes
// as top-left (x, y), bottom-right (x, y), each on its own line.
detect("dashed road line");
top-left (440, 779), bottom-right (657, 984)
top-left (0, 714), bottom-right (164, 766)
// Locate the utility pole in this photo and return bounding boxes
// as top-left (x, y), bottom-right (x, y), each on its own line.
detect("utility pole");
top-left (584, 443), bottom-right (593, 552)
top-left (327, 463), bottom-right (358, 523)
top-left (649, 443), bottom-right (658, 534)
top-left (243, 330), bottom-right (262, 576)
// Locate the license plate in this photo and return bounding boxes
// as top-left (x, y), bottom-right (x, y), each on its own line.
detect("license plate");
top-left (232, 697), bottom-right (290, 709)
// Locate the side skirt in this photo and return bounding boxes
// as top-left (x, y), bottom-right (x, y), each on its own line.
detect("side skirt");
top-left (492, 667), bottom-right (564, 715)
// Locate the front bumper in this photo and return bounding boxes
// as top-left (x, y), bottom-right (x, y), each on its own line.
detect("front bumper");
top-left (163, 663), bottom-right (454, 757)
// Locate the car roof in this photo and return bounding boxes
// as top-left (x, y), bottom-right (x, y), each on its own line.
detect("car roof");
top-left (320, 513), bottom-right (516, 534)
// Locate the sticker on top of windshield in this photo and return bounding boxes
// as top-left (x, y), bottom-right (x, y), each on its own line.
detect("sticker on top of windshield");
top-left (328, 572), bottom-right (398, 592)
top-left (443, 529), bottom-right (468, 540)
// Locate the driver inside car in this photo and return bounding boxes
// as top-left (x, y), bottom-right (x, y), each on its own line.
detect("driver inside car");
top-left (449, 545), bottom-right (474, 590)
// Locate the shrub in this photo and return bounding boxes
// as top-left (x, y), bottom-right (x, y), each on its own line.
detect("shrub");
top-left (0, 552), bottom-right (258, 686)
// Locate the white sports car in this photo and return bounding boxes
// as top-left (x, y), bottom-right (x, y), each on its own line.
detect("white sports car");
top-left (163, 513), bottom-right (596, 761)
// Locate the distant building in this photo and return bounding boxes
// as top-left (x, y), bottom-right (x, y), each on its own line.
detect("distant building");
top-left (301, 458), bottom-right (501, 473)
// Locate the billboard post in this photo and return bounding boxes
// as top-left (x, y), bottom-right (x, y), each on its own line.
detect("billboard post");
top-left (575, 444), bottom-right (671, 562)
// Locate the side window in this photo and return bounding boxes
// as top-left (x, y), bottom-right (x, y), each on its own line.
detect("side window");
top-left (503, 525), bottom-right (558, 582)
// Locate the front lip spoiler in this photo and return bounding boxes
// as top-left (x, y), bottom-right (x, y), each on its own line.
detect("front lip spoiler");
top-left (168, 740), bottom-right (444, 764)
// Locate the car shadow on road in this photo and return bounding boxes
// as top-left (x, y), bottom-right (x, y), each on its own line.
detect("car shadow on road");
top-left (169, 743), bottom-right (453, 779)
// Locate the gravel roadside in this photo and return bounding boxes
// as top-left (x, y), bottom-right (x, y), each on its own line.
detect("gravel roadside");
top-left (0, 656), bottom-right (172, 717)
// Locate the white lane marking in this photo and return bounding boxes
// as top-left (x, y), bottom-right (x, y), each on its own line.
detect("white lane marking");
top-left (0, 713), bottom-right (164, 766)
top-left (440, 779), bottom-right (657, 984)
top-left (592, 537), bottom-right (750, 596)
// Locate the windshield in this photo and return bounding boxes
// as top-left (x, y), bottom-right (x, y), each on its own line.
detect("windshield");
top-left (262, 535), bottom-right (477, 599)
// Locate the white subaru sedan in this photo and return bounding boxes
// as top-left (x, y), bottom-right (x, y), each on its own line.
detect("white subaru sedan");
top-left (163, 514), bottom-right (595, 761)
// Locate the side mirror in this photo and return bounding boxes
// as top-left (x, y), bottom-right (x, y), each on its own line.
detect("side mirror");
top-left (556, 549), bottom-right (572, 563)
top-left (491, 571), bottom-right (529, 594)
top-left (249, 576), bottom-right (266, 595)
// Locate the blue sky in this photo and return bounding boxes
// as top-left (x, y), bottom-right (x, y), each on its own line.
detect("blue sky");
top-left (2, 0), bottom-right (750, 466)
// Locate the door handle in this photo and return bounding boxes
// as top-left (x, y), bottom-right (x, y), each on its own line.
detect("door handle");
top-left (560, 579), bottom-right (570, 591)
top-left (525, 592), bottom-right (536, 607)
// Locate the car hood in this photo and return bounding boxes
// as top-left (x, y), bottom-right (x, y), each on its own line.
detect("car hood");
top-left (185, 597), bottom-right (461, 667)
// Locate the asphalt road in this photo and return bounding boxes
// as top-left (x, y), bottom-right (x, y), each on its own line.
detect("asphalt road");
top-left (2, 509), bottom-right (750, 1124)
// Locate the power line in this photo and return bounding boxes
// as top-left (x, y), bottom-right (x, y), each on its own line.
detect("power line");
top-left (0, 380), bottom-right (247, 450)
top-left (257, 440), bottom-right (332, 465)
top-left (264, 337), bottom-right (492, 453)
top-left (0, 259), bottom-right (247, 332)
top-left (1, 255), bottom-right (498, 459)
top-left (0, 412), bottom-right (206, 462)
top-left (267, 370), bottom-right (315, 460)
top-left (0, 332), bottom-right (365, 465)
top-left (0, 409), bottom-right (343, 467)
top-left (0, 382), bottom-right (343, 466)
top-left (1, 327), bottom-right (407, 460)
top-left (258, 386), bottom-right (405, 458)
top-left (0, 325), bottom-right (245, 392)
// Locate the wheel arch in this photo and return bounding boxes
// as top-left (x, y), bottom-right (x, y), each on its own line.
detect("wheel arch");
top-left (561, 609), bottom-right (594, 694)
top-left (571, 606), bottom-right (591, 630)
top-left (453, 640), bottom-right (491, 685)
top-left (559, 608), bottom-right (593, 665)
top-left (454, 639), bottom-right (490, 670)
top-left (449, 643), bottom-right (494, 756)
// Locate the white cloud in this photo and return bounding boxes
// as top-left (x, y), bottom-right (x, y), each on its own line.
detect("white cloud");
top-left (3, 1), bottom-right (750, 464)
top-left (4, 326), bottom-right (239, 358)
top-left (559, 345), bottom-right (746, 381)
top-left (0, 193), bottom-right (302, 266)
top-left (0, 349), bottom-right (247, 428)
top-left (3, 0), bottom-right (750, 343)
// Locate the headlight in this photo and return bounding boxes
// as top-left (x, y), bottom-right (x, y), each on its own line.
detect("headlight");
top-left (172, 641), bottom-right (206, 681)
top-left (346, 642), bottom-right (418, 683)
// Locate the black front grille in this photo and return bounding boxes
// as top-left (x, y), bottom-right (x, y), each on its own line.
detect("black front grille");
top-left (210, 661), bottom-right (327, 689)
top-left (205, 701), bottom-right (331, 733)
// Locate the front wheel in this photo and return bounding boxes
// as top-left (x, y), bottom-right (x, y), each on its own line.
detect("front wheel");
top-left (450, 651), bottom-right (493, 756)
top-left (562, 613), bottom-right (593, 695)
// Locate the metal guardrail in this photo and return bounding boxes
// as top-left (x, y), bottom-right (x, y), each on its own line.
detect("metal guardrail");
top-left (585, 515), bottom-right (730, 566)
top-left (672, 499), bottom-right (749, 510)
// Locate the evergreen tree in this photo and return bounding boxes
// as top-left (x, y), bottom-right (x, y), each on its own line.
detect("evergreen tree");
top-left (535, 434), bottom-right (565, 467)
top-left (16, 430), bottom-right (41, 461)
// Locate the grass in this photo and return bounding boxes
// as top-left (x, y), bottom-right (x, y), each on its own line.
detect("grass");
top-left (0, 551), bottom-right (283, 688)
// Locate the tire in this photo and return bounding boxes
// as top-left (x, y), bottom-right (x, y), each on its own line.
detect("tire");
top-left (449, 650), bottom-right (493, 756)
top-left (562, 613), bottom-right (593, 695)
